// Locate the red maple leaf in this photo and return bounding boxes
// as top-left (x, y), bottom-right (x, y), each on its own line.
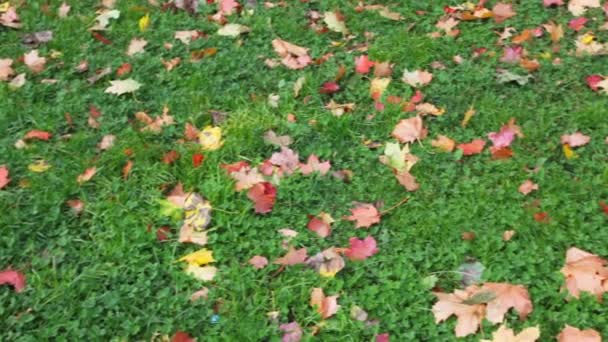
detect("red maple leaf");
top-left (247, 182), bottom-right (277, 214)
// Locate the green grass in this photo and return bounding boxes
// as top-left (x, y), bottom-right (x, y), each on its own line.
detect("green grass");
top-left (1, 0), bottom-right (608, 340)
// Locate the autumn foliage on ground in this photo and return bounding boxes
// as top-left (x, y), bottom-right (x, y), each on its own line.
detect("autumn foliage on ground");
top-left (0, 0), bottom-right (608, 341)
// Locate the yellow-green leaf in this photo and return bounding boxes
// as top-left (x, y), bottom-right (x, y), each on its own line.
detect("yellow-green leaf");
top-left (138, 13), bottom-right (150, 32)
top-left (179, 248), bottom-right (214, 266)
top-left (199, 126), bottom-right (223, 151)
top-left (28, 160), bottom-right (51, 173)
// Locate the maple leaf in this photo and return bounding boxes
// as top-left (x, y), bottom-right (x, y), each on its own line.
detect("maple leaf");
top-left (0, 58), bottom-right (15, 81)
top-left (105, 79), bottom-right (141, 95)
top-left (401, 69), bottom-right (433, 87)
top-left (431, 135), bottom-right (456, 152)
top-left (247, 182), bottom-right (276, 214)
top-left (179, 248), bottom-right (214, 266)
top-left (300, 155), bottom-right (330, 175)
top-left (272, 38), bottom-right (312, 70)
top-left (199, 126), bottom-right (223, 151)
top-left (229, 166), bottom-right (264, 191)
top-left (324, 11), bottom-right (348, 34)
top-left (370, 77), bottom-right (391, 99)
top-left (126, 38), bottom-right (147, 56)
top-left (77, 167), bottom-right (97, 184)
top-left (306, 212), bottom-right (335, 238)
top-left (560, 247), bottom-right (608, 299)
top-left (395, 170), bottom-right (419, 191)
top-left (183, 193), bottom-right (212, 231)
top-left (185, 264), bottom-right (216, 281)
top-left (480, 324), bottom-right (540, 342)
top-left (263, 130), bottom-right (292, 147)
top-left (248, 256), bottom-right (268, 269)
top-left (586, 75), bottom-right (603, 91)
top-left (392, 116), bottom-right (427, 143)
top-left (190, 287), bottom-right (209, 302)
top-left (279, 322), bottom-right (303, 342)
top-left (171, 331), bottom-right (196, 342)
top-left (488, 126), bottom-right (516, 148)
top-left (306, 247), bottom-right (345, 277)
top-left (310, 288), bottom-right (340, 319)
top-left (344, 236), bottom-right (378, 261)
top-left (557, 325), bottom-right (601, 342)
top-left (543, 21), bottom-right (563, 44)
top-left (568, 0), bottom-right (600, 16)
top-left (98, 135), bottom-right (116, 150)
top-left (500, 46), bottom-right (523, 64)
top-left (518, 180), bottom-right (538, 195)
top-left (432, 285), bottom-right (486, 337)
top-left (175, 30), bottom-right (199, 45)
top-left (179, 224), bottom-right (208, 246)
top-left (346, 203), bottom-right (380, 228)
top-left (0, 166), bottom-right (10, 189)
top-left (90, 9), bottom-right (120, 31)
top-left (560, 132), bottom-right (590, 147)
top-left (355, 55), bottom-right (374, 74)
top-left (325, 100), bottom-right (356, 117)
top-left (492, 3), bottom-right (516, 23)
top-left (270, 147), bottom-right (300, 174)
top-left (568, 17), bottom-right (588, 31)
top-left (24, 50), bottom-right (46, 73)
top-left (0, 6), bottom-right (22, 28)
top-left (0, 269), bottom-right (26, 293)
top-left (218, 23), bottom-right (251, 37)
top-left (58, 2), bottom-right (71, 18)
top-left (24, 130), bottom-right (52, 141)
top-left (219, 0), bottom-right (239, 15)
top-left (274, 247), bottom-right (308, 266)
top-left (482, 282), bottom-right (533, 323)
top-left (457, 139), bottom-right (486, 156)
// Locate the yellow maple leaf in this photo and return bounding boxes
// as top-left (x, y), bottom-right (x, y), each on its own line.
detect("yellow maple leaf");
top-left (138, 13), bottom-right (150, 32)
top-left (199, 126), bottom-right (223, 151)
top-left (179, 249), bottom-right (214, 266)
top-left (28, 160), bottom-right (51, 173)
top-left (563, 144), bottom-right (577, 159)
top-left (0, 2), bottom-right (10, 12)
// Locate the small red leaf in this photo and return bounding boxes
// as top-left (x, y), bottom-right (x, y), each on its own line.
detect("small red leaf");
top-left (344, 236), bottom-right (378, 261)
top-left (156, 226), bottom-right (171, 241)
top-left (354, 55), bottom-right (374, 74)
top-left (24, 130), bottom-right (52, 141)
top-left (0, 269), bottom-right (26, 293)
top-left (91, 31), bottom-right (112, 45)
top-left (116, 63), bottom-right (132, 76)
top-left (457, 139), bottom-right (486, 156)
top-left (192, 153), bottom-right (205, 168)
top-left (171, 331), bottom-right (195, 342)
top-left (247, 182), bottom-right (276, 214)
top-left (0, 166), bottom-right (10, 189)
top-left (319, 81), bottom-right (340, 94)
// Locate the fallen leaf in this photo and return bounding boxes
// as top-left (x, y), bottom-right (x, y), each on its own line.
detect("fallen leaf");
top-left (248, 255), bottom-right (269, 269)
top-left (199, 126), bottom-right (223, 151)
top-left (126, 38), bottom-right (147, 56)
top-left (122, 160), bottom-right (133, 179)
top-left (402, 69), bottom-right (433, 87)
top-left (544, 0), bottom-right (564, 7)
top-left (560, 247), bottom-right (608, 300)
top-left (481, 324), bottom-right (540, 342)
top-left (492, 3), bottom-right (516, 23)
top-left (307, 213), bottom-right (334, 238)
top-left (325, 100), bottom-right (356, 117)
top-left (557, 325), bottom-right (601, 342)
top-left (300, 155), bottom-right (330, 175)
top-left (344, 236), bottom-right (378, 261)
top-left (24, 130), bottom-right (52, 141)
top-left (247, 182), bottom-right (276, 214)
top-left (77, 167), bottom-right (97, 184)
top-left (431, 135), bottom-right (456, 152)
top-left (218, 23), bottom-right (251, 37)
top-left (179, 248), bottom-right (214, 266)
top-left (568, 0), bottom-right (600, 16)
top-left (310, 288), bottom-right (340, 319)
top-left (560, 132), bottom-right (590, 147)
top-left (263, 130), bottom-right (292, 147)
top-left (346, 203), bottom-right (380, 228)
top-left (433, 285), bottom-right (486, 337)
top-left (0, 269), bottom-right (26, 293)
top-left (482, 282), bottom-right (533, 323)
top-left (229, 166), bottom-right (264, 191)
top-left (138, 13), bottom-right (150, 32)
top-left (324, 11), bottom-right (348, 34)
top-left (370, 77), bottom-right (391, 99)
top-left (272, 38), bottom-right (311, 70)
top-left (24, 50), bottom-right (46, 73)
top-left (105, 79), bottom-right (141, 95)
top-left (457, 261), bottom-right (485, 286)
top-left (270, 147), bottom-right (299, 174)
top-left (503, 230), bottom-right (516, 241)
top-left (90, 9), bottom-right (120, 31)
top-left (518, 180), bottom-right (538, 195)
top-left (496, 69), bottom-right (532, 85)
top-left (58, 2), bottom-right (70, 18)
top-left (0, 58), bottom-right (14, 81)
top-left (392, 116), bottom-right (427, 143)
top-left (179, 224), bottom-right (208, 245)
top-left (274, 247), bottom-right (308, 266)
top-left (183, 193), bottom-right (212, 231)
top-left (488, 126), bottom-right (516, 148)
top-left (355, 55), bottom-right (374, 74)
top-left (185, 264), bottom-right (216, 281)
top-left (306, 247), bottom-right (345, 277)
top-left (175, 30), bottom-right (199, 45)
top-left (0, 166), bottom-right (10, 189)
top-left (190, 287), bottom-right (209, 301)
top-left (544, 21), bottom-right (564, 43)
top-left (457, 139), bottom-right (486, 156)
top-left (171, 331), bottom-right (196, 342)
top-left (280, 322), bottom-right (303, 342)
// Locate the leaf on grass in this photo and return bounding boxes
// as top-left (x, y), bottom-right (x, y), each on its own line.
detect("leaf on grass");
top-left (105, 79), bottom-right (141, 95)
top-left (433, 285), bottom-right (486, 337)
top-left (185, 264), bottom-right (216, 281)
top-left (77, 167), bottom-right (97, 184)
top-left (379, 142), bottom-right (418, 172)
top-left (0, 58), bottom-right (14, 81)
top-left (28, 160), bottom-right (51, 173)
top-left (557, 325), bottom-right (601, 342)
top-left (270, 147), bottom-right (300, 174)
top-left (179, 248), bottom-right (214, 266)
top-left (58, 2), bottom-right (70, 18)
top-left (325, 100), bottom-right (356, 117)
top-left (480, 324), bottom-right (540, 342)
top-left (401, 69), bottom-right (433, 87)
top-left (324, 11), bottom-right (348, 34)
top-left (248, 256), bottom-right (268, 269)
top-left (175, 30), bottom-right (199, 45)
top-left (344, 236), bottom-right (378, 261)
top-left (431, 135), bottom-right (456, 152)
top-left (568, 0), bottom-right (600, 16)
top-left (482, 282), bottom-right (533, 323)
top-left (218, 23), bottom-right (250, 37)
top-left (300, 155), bottom-right (330, 175)
top-left (24, 130), bottom-right (52, 141)
top-left (345, 203), bottom-right (380, 228)
top-left (272, 38), bottom-right (312, 70)
top-left (247, 182), bottom-right (276, 214)
top-left (263, 130), bottom-right (292, 147)
top-left (392, 116), bottom-right (427, 143)
top-left (126, 38), bottom-right (147, 56)
top-left (306, 248), bottom-right (345, 277)
top-left (24, 50), bottom-right (46, 73)
top-left (492, 3), bottom-right (516, 23)
top-left (0, 269), bottom-right (26, 293)
top-left (179, 224), bottom-right (208, 245)
top-left (370, 77), bottom-right (391, 99)
top-left (496, 69), bottom-right (532, 85)
top-left (138, 13), bottom-right (150, 32)
top-left (307, 213), bottom-right (334, 238)
top-left (274, 247), bottom-right (308, 266)
top-left (457, 139), bottom-right (486, 156)
top-left (518, 180), bottom-right (538, 195)
top-left (560, 247), bottom-right (608, 300)
top-left (199, 126), bottom-right (223, 151)
top-left (171, 331), bottom-right (196, 342)
top-left (0, 166), bottom-right (10, 189)
top-left (183, 193), bottom-right (212, 231)
top-left (355, 55), bottom-right (374, 74)
top-left (90, 9), bottom-right (120, 31)
top-left (310, 288), bottom-right (340, 319)
top-left (279, 322), bottom-right (303, 342)
top-left (560, 132), bottom-right (590, 147)
top-left (229, 166), bottom-right (264, 191)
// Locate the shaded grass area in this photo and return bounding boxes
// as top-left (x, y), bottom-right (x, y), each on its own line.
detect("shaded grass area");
top-left (0, 0), bottom-right (607, 340)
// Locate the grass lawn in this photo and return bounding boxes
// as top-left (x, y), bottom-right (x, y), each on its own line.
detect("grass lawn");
top-left (1, 0), bottom-right (608, 340)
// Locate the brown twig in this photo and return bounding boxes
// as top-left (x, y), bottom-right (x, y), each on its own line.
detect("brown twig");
top-left (380, 197), bottom-right (410, 215)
